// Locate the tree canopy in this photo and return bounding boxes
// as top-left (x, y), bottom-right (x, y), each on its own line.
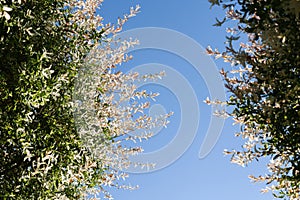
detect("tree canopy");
top-left (0, 1), bottom-right (168, 199)
top-left (207, 0), bottom-right (300, 199)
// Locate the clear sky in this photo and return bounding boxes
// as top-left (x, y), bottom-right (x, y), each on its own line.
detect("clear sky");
top-left (98, 1), bottom-right (274, 200)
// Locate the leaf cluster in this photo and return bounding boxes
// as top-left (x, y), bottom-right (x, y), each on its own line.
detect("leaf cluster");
top-left (0, 1), bottom-right (106, 199)
top-left (209, 0), bottom-right (300, 199)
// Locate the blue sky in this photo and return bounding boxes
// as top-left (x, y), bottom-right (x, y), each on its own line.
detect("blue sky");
top-left (98, 1), bottom-right (274, 199)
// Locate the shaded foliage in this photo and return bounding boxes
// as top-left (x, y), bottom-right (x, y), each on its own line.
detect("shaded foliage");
top-left (208, 0), bottom-right (300, 199)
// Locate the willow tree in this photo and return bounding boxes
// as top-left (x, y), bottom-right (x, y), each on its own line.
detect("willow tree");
top-left (207, 0), bottom-right (300, 199)
top-left (0, 1), bottom-right (168, 199)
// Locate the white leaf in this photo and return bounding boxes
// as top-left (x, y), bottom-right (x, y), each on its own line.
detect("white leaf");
top-left (3, 6), bottom-right (12, 12)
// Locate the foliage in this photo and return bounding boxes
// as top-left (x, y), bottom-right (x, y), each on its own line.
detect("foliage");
top-left (207, 0), bottom-right (300, 199)
top-left (73, 31), bottom-right (171, 199)
top-left (0, 0), bottom-right (169, 199)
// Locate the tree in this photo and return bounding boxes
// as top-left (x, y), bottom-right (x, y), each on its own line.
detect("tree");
top-left (207, 0), bottom-right (300, 199)
top-left (0, 1), bottom-right (169, 199)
